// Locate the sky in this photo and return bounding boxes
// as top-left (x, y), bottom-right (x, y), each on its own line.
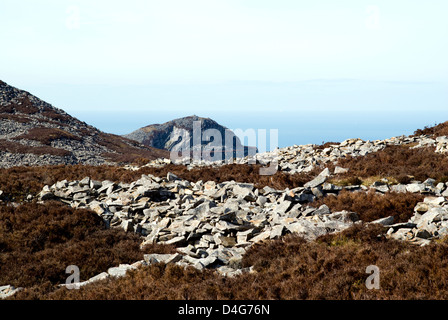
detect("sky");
top-left (1, 0), bottom-right (447, 148)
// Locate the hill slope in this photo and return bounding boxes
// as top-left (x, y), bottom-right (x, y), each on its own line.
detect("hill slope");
top-left (0, 80), bottom-right (168, 168)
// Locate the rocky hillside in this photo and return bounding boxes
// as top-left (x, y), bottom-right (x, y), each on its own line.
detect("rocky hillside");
top-left (3, 120), bottom-right (448, 300)
top-left (0, 80), bottom-right (168, 168)
top-left (124, 115), bottom-right (257, 159)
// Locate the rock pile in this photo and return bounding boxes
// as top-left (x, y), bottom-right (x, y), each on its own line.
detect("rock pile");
top-left (37, 170), bottom-right (361, 275)
top-left (136, 134), bottom-right (448, 175)
top-left (385, 196), bottom-right (448, 246)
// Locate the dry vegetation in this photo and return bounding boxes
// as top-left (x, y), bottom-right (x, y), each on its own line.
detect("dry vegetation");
top-left (13, 127), bottom-right (82, 145)
top-left (311, 189), bottom-right (424, 223)
top-left (0, 201), bottom-right (176, 298)
top-left (413, 121), bottom-right (448, 137)
top-left (328, 145), bottom-right (448, 184)
top-left (97, 132), bottom-right (169, 164)
top-left (12, 223), bottom-right (448, 300)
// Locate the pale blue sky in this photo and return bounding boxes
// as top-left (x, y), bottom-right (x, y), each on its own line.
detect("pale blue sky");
top-left (1, 0), bottom-right (447, 147)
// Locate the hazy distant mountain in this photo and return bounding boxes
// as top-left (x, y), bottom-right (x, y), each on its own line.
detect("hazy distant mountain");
top-left (124, 115), bottom-right (257, 160)
top-left (0, 80), bottom-right (168, 168)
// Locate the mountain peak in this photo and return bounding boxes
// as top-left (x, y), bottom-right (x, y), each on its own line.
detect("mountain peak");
top-left (124, 115), bottom-right (257, 159)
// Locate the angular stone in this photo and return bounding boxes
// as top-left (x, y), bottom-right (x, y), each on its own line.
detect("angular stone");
top-left (301, 207), bottom-right (317, 217)
top-left (391, 184), bottom-right (407, 193)
top-left (108, 264), bottom-right (136, 278)
top-left (423, 196), bottom-right (445, 206)
top-left (415, 229), bottom-right (432, 239)
top-left (314, 204), bottom-right (330, 216)
top-left (144, 253), bottom-right (183, 265)
top-left (334, 166), bottom-right (349, 174)
top-left (270, 225), bottom-right (285, 239)
top-left (304, 175), bottom-right (327, 188)
top-left (232, 185), bottom-right (256, 202)
top-left (167, 172), bottom-right (180, 182)
top-left (256, 196), bottom-right (267, 207)
top-left (417, 207), bottom-right (448, 229)
top-left (120, 219), bottom-right (134, 232)
top-left (250, 230), bottom-right (271, 243)
top-left (163, 235), bottom-right (186, 246)
top-left (286, 220), bottom-right (327, 241)
top-left (86, 272), bottom-right (109, 284)
top-left (406, 183), bottom-right (425, 193)
top-left (371, 216), bottom-right (394, 226)
top-left (274, 200), bottom-right (292, 214)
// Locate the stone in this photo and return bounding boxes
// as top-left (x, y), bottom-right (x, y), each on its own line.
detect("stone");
top-left (304, 175), bottom-right (327, 188)
top-left (390, 228), bottom-right (413, 241)
top-left (334, 166), bottom-right (349, 174)
top-left (302, 207), bottom-right (317, 217)
top-left (389, 222), bottom-right (417, 231)
top-left (120, 219), bottom-right (134, 232)
top-left (163, 235), bottom-right (186, 246)
top-left (232, 185), bottom-right (256, 202)
top-left (250, 230), bottom-right (271, 243)
top-left (423, 196), bottom-right (445, 206)
top-left (79, 176), bottom-right (91, 187)
top-left (270, 225), bottom-right (285, 239)
top-left (417, 207), bottom-right (448, 229)
top-left (0, 285), bottom-right (22, 299)
top-left (274, 200), bottom-right (292, 214)
top-left (406, 183), bottom-right (425, 193)
top-left (313, 204), bottom-right (330, 216)
top-left (144, 253), bottom-right (183, 264)
top-left (107, 264), bottom-right (136, 278)
top-left (167, 172), bottom-right (180, 181)
top-left (286, 220), bottom-right (328, 241)
top-left (256, 196), bottom-right (267, 207)
top-left (414, 202), bottom-right (430, 214)
top-left (371, 216), bottom-right (394, 226)
top-left (39, 190), bottom-right (54, 201)
top-left (415, 229), bottom-right (432, 239)
top-left (372, 184), bottom-right (389, 193)
top-left (325, 211), bottom-right (359, 223)
top-left (390, 184), bottom-right (407, 193)
top-left (86, 272), bottom-right (110, 284)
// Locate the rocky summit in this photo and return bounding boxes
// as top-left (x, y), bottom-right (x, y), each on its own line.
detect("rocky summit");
top-left (123, 115), bottom-right (257, 159)
top-left (0, 80), bottom-right (168, 168)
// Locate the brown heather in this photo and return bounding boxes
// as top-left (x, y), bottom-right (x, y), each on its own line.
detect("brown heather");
top-left (13, 127), bottom-right (82, 145)
top-left (413, 121), bottom-right (448, 137)
top-left (0, 201), bottom-right (175, 293)
top-left (311, 189), bottom-right (424, 223)
top-left (328, 145), bottom-right (448, 184)
top-left (13, 223), bottom-right (448, 300)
